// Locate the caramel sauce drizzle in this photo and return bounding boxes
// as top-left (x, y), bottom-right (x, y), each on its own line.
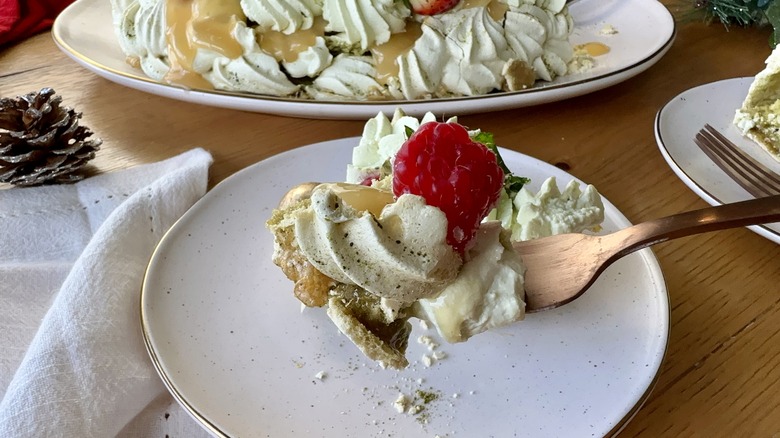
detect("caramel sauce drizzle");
top-left (461, 0), bottom-right (509, 22)
top-left (164, 0), bottom-right (246, 89)
top-left (370, 21), bottom-right (423, 85)
top-left (576, 42), bottom-right (610, 57)
top-left (259, 18), bottom-right (326, 63)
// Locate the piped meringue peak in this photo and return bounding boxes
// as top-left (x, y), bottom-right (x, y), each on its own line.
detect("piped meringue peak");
top-left (111, 0), bottom-right (587, 100)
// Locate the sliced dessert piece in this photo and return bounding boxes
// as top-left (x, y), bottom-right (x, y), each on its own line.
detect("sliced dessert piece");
top-left (734, 47), bottom-right (780, 161)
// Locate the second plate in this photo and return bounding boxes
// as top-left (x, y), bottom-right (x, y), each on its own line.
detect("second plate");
top-left (142, 137), bottom-right (670, 437)
top-left (655, 77), bottom-right (780, 244)
top-left (53, 0), bottom-right (675, 119)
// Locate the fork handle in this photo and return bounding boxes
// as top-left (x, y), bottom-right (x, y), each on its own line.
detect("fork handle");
top-left (606, 195), bottom-right (780, 259)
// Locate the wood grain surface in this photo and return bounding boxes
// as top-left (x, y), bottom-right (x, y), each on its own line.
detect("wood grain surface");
top-left (1, 2), bottom-right (779, 436)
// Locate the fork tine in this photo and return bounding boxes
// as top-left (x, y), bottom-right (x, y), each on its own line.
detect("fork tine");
top-left (695, 124), bottom-right (780, 197)
top-left (704, 124), bottom-right (780, 188)
top-left (695, 132), bottom-right (775, 198)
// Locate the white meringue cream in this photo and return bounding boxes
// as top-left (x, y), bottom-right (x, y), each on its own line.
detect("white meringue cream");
top-left (110, 0), bottom-right (580, 100)
top-left (511, 176), bottom-right (604, 241)
top-left (505, 2), bottom-right (574, 81)
top-left (240, 0), bottom-right (322, 34)
top-left (294, 184), bottom-right (462, 303)
top-left (282, 36), bottom-right (333, 78)
top-left (426, 8), bottom-right (511, 96)
top-left (201, 23), bottom-right (299, 96)
top-left (113, 0), bottom-right (170, 80)
top-left (346, 109), bottom-right (457, 183)
top-left (394, 23), bottom-right (449, 100)
top-left (322, 0), bottom-right (410, 52)
top-left (415, 221), bottom-right (526, 343)
top-left (305, 54), bottom-right (389, 100)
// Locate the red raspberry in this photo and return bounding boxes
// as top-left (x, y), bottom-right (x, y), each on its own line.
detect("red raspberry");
top-left (392, 121), bottom-right (504, 255)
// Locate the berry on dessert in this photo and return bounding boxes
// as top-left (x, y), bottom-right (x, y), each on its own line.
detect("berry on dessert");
top-left (408, 0), bottom-right (460, 16)
top-left (392, 121), bottom-right (504, 254)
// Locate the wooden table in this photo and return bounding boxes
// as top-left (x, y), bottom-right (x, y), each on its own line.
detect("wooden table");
top-left (1, 3), bottom-right (778, 436)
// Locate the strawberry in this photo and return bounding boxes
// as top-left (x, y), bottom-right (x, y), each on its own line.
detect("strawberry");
top-left (408, 0), bottom-right (460, 15)
top-left (392, 121), bottom-right (504, 255)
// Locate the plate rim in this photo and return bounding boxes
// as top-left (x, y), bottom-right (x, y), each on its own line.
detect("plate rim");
top-left (140, 137), bottom-right (670, 437)
top-left (52, 0), bottom-right (676, 119)
top-left (654, 76), bottom-right (780, 244)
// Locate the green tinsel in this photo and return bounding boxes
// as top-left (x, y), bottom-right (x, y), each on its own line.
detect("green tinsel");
top-left (689, 0), bottom-right (780, 46)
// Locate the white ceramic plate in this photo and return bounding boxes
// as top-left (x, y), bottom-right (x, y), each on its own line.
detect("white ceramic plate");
top-left (53, 0), bottom-right (675, 120)
top-left (655, 77), bottom-right (780, 244)
top-left (141, 137), bottom-right (669, 437)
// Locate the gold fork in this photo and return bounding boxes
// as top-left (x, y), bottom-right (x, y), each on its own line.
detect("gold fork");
top-left (516, 195), bottom-right (780, 312)
top-left (277, 183), bottom-right (780, 313)
top-left (694, 124), bottom-right (780, 197)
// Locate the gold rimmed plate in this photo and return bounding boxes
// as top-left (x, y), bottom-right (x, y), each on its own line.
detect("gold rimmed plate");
top-left (141, 137), bottom-right (669, 437)
top-left (655, 77), bottom-right (780, 244)
top-left (54, 0), bottom-right (675, 120)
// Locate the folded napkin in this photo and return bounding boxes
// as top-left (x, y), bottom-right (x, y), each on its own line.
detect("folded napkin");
top-left (0, 0), bottom-right (75, 46)
top-left (0, 149), bottom-right (214, 437)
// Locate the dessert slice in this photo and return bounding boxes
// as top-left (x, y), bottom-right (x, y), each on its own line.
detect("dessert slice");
top-left (734, 46), bottom-right (780, 161)
top-left (267, 121), bottom-right (521, 368)
top-left (267, 111), bottom-right (605, 369)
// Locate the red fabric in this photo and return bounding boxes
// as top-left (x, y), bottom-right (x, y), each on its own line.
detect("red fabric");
top-left (0, 0), bottom-right (75, 46)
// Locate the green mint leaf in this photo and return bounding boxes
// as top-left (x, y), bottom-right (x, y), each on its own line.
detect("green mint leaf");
top-left (405, 125), bottom-right (414, 139)
top-left (504, 175), bottom-right (531, 199)
top-left (474, 131), bottom-right (511, 174)
top-left (473, 130), bottom-right (531, 198)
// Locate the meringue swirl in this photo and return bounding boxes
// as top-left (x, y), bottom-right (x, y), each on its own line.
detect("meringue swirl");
top-left (201, 23), bottom-right (300, 96)
top-left (322, 0), bottom-right (410, 51)
top-left (241, 0), bottom-right (322, 34)
top-left (282, 36), bottom-right (333, 78)
top-left (294, 184), bottom-right (462, 303)
top-left (114, 0), bottom-right (170, 80)
top-left (110, 0), bottom-right (579, 100)
top-left (305, 54), bottom-right (389, 100)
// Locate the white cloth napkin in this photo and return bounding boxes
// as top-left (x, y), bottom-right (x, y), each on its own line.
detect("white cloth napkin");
top-left (0, 149), bottom-right (214, 437)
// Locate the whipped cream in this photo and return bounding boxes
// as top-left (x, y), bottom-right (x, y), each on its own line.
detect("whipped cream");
top-left (282, 37), bottom-right (333, 78)
top-left (294, 184), bottom-right (462, 303)
top-left (510, 176), bottom-right (604, 241)
top-left (389, 0), bottom-right (574, 100)
top-left (417, 8), bottom-right (510, 97)
top-left (111, 0), bottom-right (578, 100)
top-left (113, 0), bottom-right (170, 80)
top-left (305, 54), bottom-right (389, 100)
top-left (241, 0), bottom-right (322, 34)
top-left (323, 0), bottom-right (411, 52)
top-left (504, 1), bottom-right (574, 81)
top-left (200, 22), bottom-right (300, 96)
top-left (415, 221), bottom-right (526, 343)
top-left (346, 109), bottom-right (455, 183)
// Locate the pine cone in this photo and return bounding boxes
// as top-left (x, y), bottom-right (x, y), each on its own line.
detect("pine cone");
top-left (0, 88), bottom-right (101, 187)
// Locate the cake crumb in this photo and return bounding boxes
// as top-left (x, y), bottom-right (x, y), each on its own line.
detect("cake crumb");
top-left (599, 24), bottom-right (618, 35)
top-left (418, 335), bottom-right (439, 351)
top-left (568, 54), bottom-right (595, 74)
top-left (393, 393), bottom-right (410, 413)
